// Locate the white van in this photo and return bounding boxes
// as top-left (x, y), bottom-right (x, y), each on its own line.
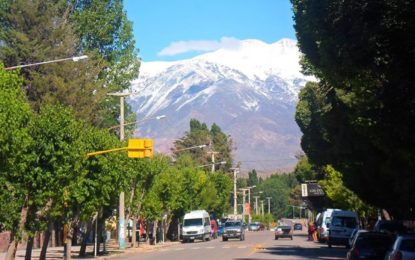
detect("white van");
top-left (327, 210), bottom-right (359, 248)
top-left (316, 208), bottom-right (341, 242)
top-left (181, 210), bottom-right (212, 242)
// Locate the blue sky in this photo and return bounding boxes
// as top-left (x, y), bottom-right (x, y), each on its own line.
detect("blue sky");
top-left (123, 0), bottom-right (296, 62)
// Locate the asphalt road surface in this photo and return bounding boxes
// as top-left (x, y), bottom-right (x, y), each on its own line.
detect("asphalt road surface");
top-left (117, 230), bottom-right (348, 260)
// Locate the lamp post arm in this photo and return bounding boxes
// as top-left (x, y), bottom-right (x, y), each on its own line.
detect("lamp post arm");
top-left (5, 55), bottom-right (88, 70)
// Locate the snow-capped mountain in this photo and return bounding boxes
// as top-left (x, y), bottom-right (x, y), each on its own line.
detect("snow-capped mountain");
top-left (128, 38), bottom-right (312, 174)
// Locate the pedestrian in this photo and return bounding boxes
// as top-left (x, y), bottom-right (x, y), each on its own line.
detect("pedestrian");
top-left (308, 221), bottom-right (315, 241)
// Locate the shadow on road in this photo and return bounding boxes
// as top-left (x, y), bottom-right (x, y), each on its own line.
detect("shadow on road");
top-left (235, 233), bottom-right (347, 260)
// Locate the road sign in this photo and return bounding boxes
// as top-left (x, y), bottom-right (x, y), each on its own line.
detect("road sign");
top-left (301, 182), bottom-right (324, 197)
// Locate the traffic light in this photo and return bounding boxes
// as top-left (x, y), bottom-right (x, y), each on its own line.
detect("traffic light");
top-left (128, 138), bottom-right (153, 158)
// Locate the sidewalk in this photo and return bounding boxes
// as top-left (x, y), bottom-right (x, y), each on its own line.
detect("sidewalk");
top-left (0, 240), bottom-right (180, 260)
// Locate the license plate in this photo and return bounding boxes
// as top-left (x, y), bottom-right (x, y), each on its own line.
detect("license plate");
top-left (190, 236), bottom-right (194, 239)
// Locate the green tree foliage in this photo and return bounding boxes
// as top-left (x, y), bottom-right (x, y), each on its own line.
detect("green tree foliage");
top-left (173, 119), bottom-right (234, 171)
top-left (292, 0), bottom-right (415, 218)
top-left (255, 173), bottom-right (299, 220)
top-left (293, 155), bottom-right (319, 183)
top-left (319, 165), bottom-right (375, 220)
top-left (0, 0), bottom-right (139, 127)
top-left (0, 66), bottom-right (33, 236)
top-left (247, 169), bottom-right (259, 187)
top-left (71, 0), bottom-right (140, 127)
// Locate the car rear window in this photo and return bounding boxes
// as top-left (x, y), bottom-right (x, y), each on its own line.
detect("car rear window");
top-left (332, 216), bottom-right (357, 228)
top-left (400, 239), bottom-right (415, 252)
top-left (356, 235), bottom-right (393, 248)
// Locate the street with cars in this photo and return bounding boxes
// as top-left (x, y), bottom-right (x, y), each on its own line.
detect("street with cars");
top-left (117, 228), bottom-right (348, 260)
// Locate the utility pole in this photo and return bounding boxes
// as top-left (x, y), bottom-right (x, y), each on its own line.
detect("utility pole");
top-left (245, 186), bottom-right (255, 223)
top-left (239, 188), bottom-right (248, 222)
top-left (230, 168), bottom-right (239, 215)
top-left (253, 196), bottom-right (260, 215)
top-left (266, 197), bottom-right (272, 214)
top-left (107, 92), bottom-right (131, 250)
top-left (208, 149), bottom-right (219, 173)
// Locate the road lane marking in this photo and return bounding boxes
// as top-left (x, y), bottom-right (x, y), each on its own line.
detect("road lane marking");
top-left (191, 247), bottom-right (201, 250)
top-left (223, 246), bottom-right (231, 248)
top-left (205, 246), bottom-right (215, 249)
top-left (174, 248), bottom-right (185, 251)
top-left (238, 246), bottom-right (247, 248)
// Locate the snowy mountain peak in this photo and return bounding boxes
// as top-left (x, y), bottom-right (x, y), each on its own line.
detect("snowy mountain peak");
top-left (129, 38), bottom-right (310, 174)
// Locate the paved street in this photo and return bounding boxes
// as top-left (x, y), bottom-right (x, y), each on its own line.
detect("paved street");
top-left (117, 230), bottom-right (348, 260)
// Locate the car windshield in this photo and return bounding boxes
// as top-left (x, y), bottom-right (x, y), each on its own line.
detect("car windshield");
top-left (278, 226), bottom-right (291, 229)
top-left (184, 218), bottom-right (203, 226)
top-left (225, 221), bottom-right (241, 227)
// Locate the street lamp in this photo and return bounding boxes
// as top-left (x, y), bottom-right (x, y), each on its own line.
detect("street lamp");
top-left (107, 91), bottom-right (131, 250)
top-left (174, 144), bottom-right (207, 152)
top-left (230, 168), bottom-right (239, 215)
top-left (253, 191), bottom-right (263, 215)
top-left (266, 197), bottom-right (272, 214)
top-left (197, 161), bottom-right (226, 168)
top-left (4, 55), bottom-right (88, 70)
top-left (245, 186), bottom-right (256, 223)
top-left (108, 115), bottom-right (167, 131)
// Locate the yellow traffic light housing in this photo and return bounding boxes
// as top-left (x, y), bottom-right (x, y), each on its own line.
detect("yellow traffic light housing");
top-left (128, 138), bottom-right (153, 158)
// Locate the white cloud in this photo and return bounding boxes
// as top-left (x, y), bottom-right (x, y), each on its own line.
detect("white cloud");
top-left (157, 37), bottom-right (241, 56)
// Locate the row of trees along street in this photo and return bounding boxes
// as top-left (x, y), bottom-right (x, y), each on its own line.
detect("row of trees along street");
top-left (0, 1), bottom-right (297, 258)
top-left (291, 0), bottom-right (415, 220)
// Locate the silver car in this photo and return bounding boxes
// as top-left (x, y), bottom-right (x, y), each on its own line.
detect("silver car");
top-left (384, 234), bottom-right (415, 260)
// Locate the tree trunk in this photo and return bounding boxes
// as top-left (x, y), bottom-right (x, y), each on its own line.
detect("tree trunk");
top-left (64, 208), bottom-right (81, 260)
top-left (51, 221), bottom-right (56, 247)
top-left (97, 214), bottom-right (103, 255)
top-left (131, 218), bottom-right (137, 247)
top-left (6, 196), bottom-right (29, 260)
top-left (24, 236), bottom-right (34, 260)
top-left (78, 220), bottom-right (93, 257)
top-left (153, 221), bottom-right (158, 245)
top-left (39, 219), bottom-right (53, 260)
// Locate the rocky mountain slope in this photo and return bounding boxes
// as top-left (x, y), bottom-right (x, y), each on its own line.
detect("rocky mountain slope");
top-left (128, 38), bottom-right (312, 174)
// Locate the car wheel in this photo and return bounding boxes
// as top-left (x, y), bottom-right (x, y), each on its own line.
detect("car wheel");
top-left (222, 237), bottom-right (228, 242)
top-left (328, 243), bottom-right (332, 248)
top-left (291, 236), bottom-right (293, 240)
top-left (275, 236), bottom-right (278, 240)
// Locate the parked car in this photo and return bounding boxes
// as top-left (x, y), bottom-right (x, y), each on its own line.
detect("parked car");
top-left (275, 225), bottom-right (293, 240)
top-left (222, 220), bottom-right (245, 241)
top-left (384, 234), bottom-right (415, 260)
top-left (348, 229), bottom-right (368, 248)
top-left (316, 208), bottom-right (341, 242)
top-left (346, 231), bottom-right (394, 260)
top-left (248, 222), bottom-right (261, 231)
top-left (374, 220), bottom-right (408, 235)
top-left (293, 223), bottom-right (303, 231)
top-left (328, 210), bottom-right (360, 248)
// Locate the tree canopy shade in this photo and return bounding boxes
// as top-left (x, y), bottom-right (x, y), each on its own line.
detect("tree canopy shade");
top-left (292, 0), bottom-right (415, 218)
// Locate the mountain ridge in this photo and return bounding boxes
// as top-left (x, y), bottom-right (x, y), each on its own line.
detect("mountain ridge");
top-left (128, 38), bottom-right (311, 175)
